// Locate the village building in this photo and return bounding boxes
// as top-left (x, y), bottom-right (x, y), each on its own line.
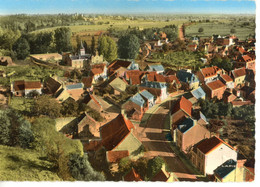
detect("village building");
top-left (108, 77), bottom-right (128, 95)
top-left (231, 67), bottom-right (247, 87)
top-left (191, 136), bottom-right (237, 176)
top-left (66, 83), bottom-right (85, 101)
top-left (99, 114), bottom-right (142, 155)
top-left (139, 81), bottom-right (167, 103)
top-left (107, 150), bottom-right (130, 165)
top-left (90, 63), bottom-right (107, 84)
top-left (203, 80), bottom-right (226, 100)
top-left (89, 51), bottom-right (108, 65)
top-left (77, 112), bottom-right (98, 139)
top-left (81, 76), bottom-right (94, 92)
top-left (44, 76), bottom-right (62, 95)
top-left (144, 64), bottom-right (165, 74)
top-left (107, 60), bottom-right (139, 77)
top-left (233, 54), bottom-right (255, 71)
top-left (197, 66), bottom-right (222, 84)
top-left (30, 53), bottom-right (62, 64)
top-left (177, 69), bottom-right (200, 90)
top-left (151, 165), bottom-right (176, 182)
top-left (175, 117), bottom-right (211, 153)
top-left (11, 80), bottom-right (42, 97)
top-left (55, 88), bottom-right (70, 103)
top-left (82, 93), bottom-right (103, 112)
top-left (219, 74), bottom-right (234, 89)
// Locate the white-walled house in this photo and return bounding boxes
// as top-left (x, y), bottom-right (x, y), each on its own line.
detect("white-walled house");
top-left (191, 136), bottom-right (237, 176)
top-left (11, 80), bottom-right (42, 97)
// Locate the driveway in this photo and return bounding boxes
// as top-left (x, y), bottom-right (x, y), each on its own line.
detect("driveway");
top-left (133, 97), bottom-right (199, 181)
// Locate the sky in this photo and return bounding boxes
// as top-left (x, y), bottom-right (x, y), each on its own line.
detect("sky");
top-left (0, 0), bottom-right (256, 15)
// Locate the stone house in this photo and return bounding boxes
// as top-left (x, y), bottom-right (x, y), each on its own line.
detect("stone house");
top-left (11, 80), bottom-right (42, 97)
top-left (191, 136), bottom-right (237, 176)
top-left (219, 74), bottom-right (234, 89)
top-left (139, 81), bottom-right (167, 103)
top-left (197, 66), bottom-right (222, 85)
top-left (203, 80), bottom-right (226, 100)
top-left (177, 69), bottom-right (200, 90)
top-left (231, 67), bottom-right (247, 87)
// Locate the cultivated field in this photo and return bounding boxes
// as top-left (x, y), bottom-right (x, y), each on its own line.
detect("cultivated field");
top-left (185, 21), bottom-right (255, 40)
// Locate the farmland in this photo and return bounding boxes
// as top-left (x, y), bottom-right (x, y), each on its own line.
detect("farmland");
top-left (185, 21), bottom-right (255, 40)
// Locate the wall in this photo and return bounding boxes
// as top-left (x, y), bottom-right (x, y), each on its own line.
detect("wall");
top-left (205, 143), bottom-right (237, 175)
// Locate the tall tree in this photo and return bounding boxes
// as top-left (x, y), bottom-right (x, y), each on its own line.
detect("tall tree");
top-left (98, 36), bottom-right (117, 62)
top-left (90, 36), bottom-right (95, 55)
top-left (117, 34), bottom-right (140, 59)
top-left (13, 37), bottom-right (30, 60)
top-left (54, 27), bottom-right (72, 53)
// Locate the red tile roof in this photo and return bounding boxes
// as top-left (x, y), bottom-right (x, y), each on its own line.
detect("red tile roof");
top-left (171, 96), bottom-right (192, 117)
top-left (196, 136), bottom-right (235, 155)
top-left (125, 70), bottom-right (144, 85)
top-left (100, 114), bottom-right (134, 151)
top-left (108, 60), bottom-right (132, 74)
top-left (165, 75), bottom-right (181, 84)
top-left (220, 74), bottom-right (233, 83)
top-left (201, 66), bottom-right (221, 78)
top-left (107, 150), bottom-right (129, 163)
top-left (91, 63), bottom-right (106, 75)
top-left (232, 67), bottom-right (246, 78)
top-left (124, 168), bottom-right (142, 181)
top-left (14, 80), bottom-right (42, 91)
top-left (151, 169), bottom-right (169, 182)
top-left (83, 140), bottom-right (102, 152)
top-left (206, 80), bottom-right (225, 90)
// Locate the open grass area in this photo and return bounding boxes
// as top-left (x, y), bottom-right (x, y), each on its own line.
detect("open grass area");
top-left (0, 145), bottom-right (61, 181)
top-left (185, 22), bottom-right (255, 40)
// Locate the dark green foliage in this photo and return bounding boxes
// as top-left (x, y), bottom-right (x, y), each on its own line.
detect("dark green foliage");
top-left (13, 37), bottom-right (30, 60)
top-left (54, 27), bottom-right (72, 53)
top-left (117, 34), bottom-right (140, 59)
top-left (0, 108), bottom-right (34, 148)
top-left (31, 95), bottom-right (62, 118)
top-left (68, 153), bottom-right (105, 181)
top-left (118, 157), bottom-right (132, 174)
top-left (98, 36), bottom-right (117, 62)
top-left (147, 156), bottom-right (164, 179)
top-left (162, 43), bottom-right (169, 52)
top-left (26, 32), bottom-right (54, 54)
top-left (27, 90), bottom-right (40, 98)
top-left (61, 98), bottom-right (79, 116)
top-left (198, 27), bottom-right (204, 33)
top-left (230, 28), bottom-right (236, 34)
top-left (211, 56), bottom-right (233, 72)
top-left (90, 36), bottom-right (95, 55)
top-left (132, 157), bottom-right (149, 180)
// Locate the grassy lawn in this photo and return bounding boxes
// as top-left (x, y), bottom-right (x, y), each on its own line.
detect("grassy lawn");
top-left (0, 145), bottom-right (60, 181)
top-left (185, 22), bottom-right (255, 40)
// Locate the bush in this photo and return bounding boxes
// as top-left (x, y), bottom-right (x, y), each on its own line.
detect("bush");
top-left (147, 156), bottom-right (165, 179)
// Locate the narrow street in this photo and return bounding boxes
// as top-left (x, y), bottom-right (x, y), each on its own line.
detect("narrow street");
top-left (133, 97), bottom-right (199, 181)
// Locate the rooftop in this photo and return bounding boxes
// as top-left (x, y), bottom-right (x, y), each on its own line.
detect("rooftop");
top-left (171, 96), bottom-right (192, 117)
top-left (66, 83), bottom-right (84, 90)
top-left (200, 66), bottom-right (221, 78)
top-left (124, 168), bottom-right (142, 181)
top-left (140, 90), bottom-right (154, 100)
top-left (191, 87), bottom-right (206, 99)
top-left (106, 150), bottom-right (129, 163)
top-left (206, 80), bottom-right (226, 90)
top-left (214, 159), bottom-right (237, 179)
top-left (178, 117), bottom-right (195, 134)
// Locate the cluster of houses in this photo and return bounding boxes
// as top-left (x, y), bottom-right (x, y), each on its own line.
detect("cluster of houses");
top-left (8, 32), bottom-right (255, 182)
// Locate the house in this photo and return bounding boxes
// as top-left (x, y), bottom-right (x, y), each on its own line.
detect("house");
top-left (191, 87), bottom-right (206, 100)
top-left (151, 165), bottom-right (177, 182)
top-left (66, 83), bottom-right (85, 101)
top-left (11, 80), bottom-right (42, 97)
top-left (44, 76), bottom-right (62, 95)
top-left (30, 53), bottom-right (62, 64)
top-left (175, 117), bottom-right (211, 153)
top-left (171, 96), bottom-right (193, 136)
top-left (77, 112), bottom-right (97, 139)
top-left (219, 74), bottom-right (234, 89)
top-left (82, 93), bottom-right (102, 112)
top-left (191, 136), bottom-right (237, 175)
top-left (140, 90), bottom-right (154, 109)
top-left (233, 54), bottom-right (255, 71)
top-left (165, 75), bottom-right (182, 91)
top-left (108, 77), bottom-right (128, 95)
top-left (100, 114), bottom-right (142, 154)
top-left (231, 67), bottom-right (247, 87)
top-left (177, 69), bottom-right (200, 90)
top-left (90, 63), bottom-right (107, 84)
top-left (214, 159), bottom-right (246, 182)
top-left (55, 88), bottom-right (70, 103)
top-left (197, 111), bottom-right (208, 126)
top-left (0, 56), bottom-right (12, 66)
top-left (223, 90), bottom-right (237, 103)
top-left (197, 66), bottom-right (222, 84)
top-left (123, 168), bottom-right (142, 181)
top-left (122, 92), bottom-right (146, 121)
top-left (108, 60), bottom-right (139, 76)
top-left (144, 64), bottom-right (164, 74)
top-left (139, 82), bottom-right (167, 103)
top-left (203, 80), bottom-right (226, 100)
top-left (124, 70), bottom-right (144, 85)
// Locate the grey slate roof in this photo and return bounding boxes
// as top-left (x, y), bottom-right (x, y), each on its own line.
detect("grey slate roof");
top-left (140, 81), bottom-right (167, 89)
top-left (66, 83), bottom-right (84, 90)
top-left (130, 93), bottom-right (145, 107)
top-left (177, 69), bottom-right (199, 84)
top-left (191, 87), bottom-right (206, 99)
top-left (214, 159), bottom-right (237, 179)
top-left (140, 90), bottom-right (154, 100)
top-left (149, 64), bottom-right (165, 72)
top-left (178, 117), bottom-right (195, 134)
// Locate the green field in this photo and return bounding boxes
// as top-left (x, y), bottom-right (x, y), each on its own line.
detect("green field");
top-left (185, 22), bottom-right (255, 40)
top-left (0, 145), bottom-right (61, 181)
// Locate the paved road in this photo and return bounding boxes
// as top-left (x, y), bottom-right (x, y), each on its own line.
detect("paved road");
top-left (134, 98), bottom-right (199, 181)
